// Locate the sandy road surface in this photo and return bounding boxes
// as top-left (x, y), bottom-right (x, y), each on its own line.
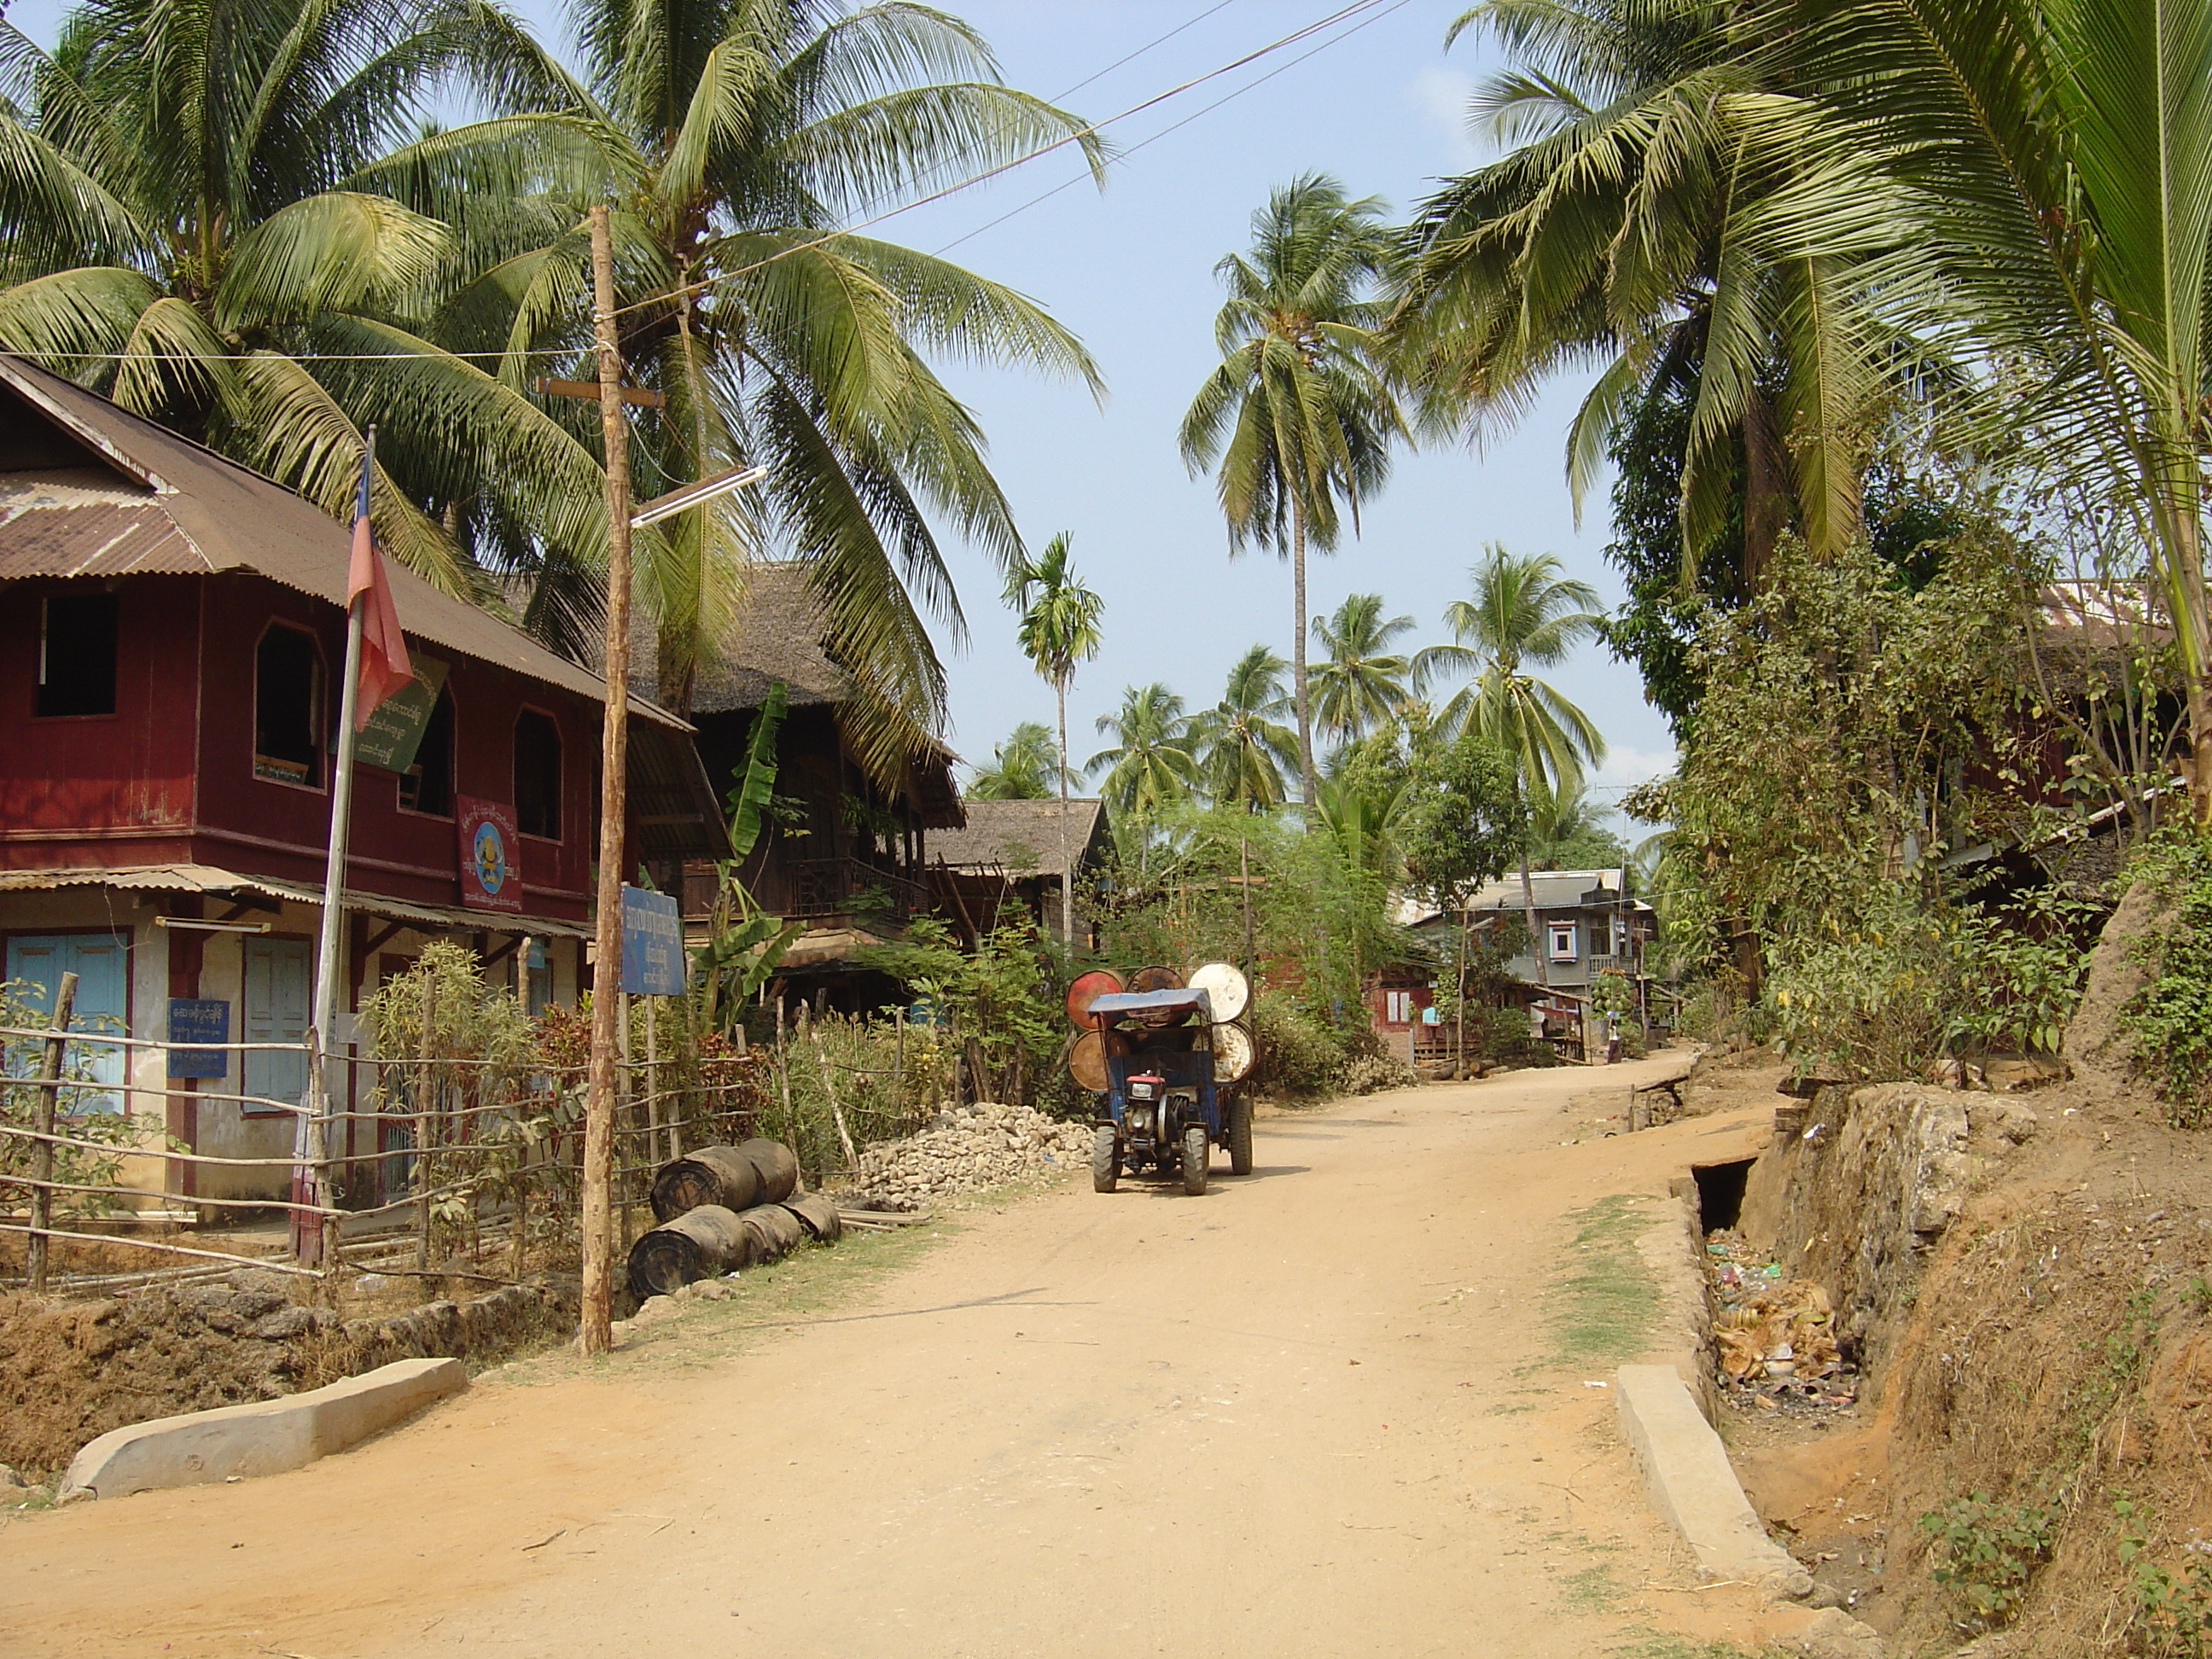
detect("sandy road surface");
top-left (0, 1058), bottom-right (1789, 1658)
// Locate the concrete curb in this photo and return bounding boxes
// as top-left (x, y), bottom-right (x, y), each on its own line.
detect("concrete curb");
top-left (1615, 1363), bottom-right (1814, 1598)
top-left (61, 1357), bottom-right (467, 1500)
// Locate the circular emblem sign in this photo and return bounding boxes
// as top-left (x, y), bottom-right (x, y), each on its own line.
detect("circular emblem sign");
top-left (472, 820), bottom-right (510, 894)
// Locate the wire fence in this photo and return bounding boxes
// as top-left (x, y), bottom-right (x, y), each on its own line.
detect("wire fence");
top-left (0, 1021), bottom-right (775, 1295)
top-left (0, 1003), bottom-right (970, 1298)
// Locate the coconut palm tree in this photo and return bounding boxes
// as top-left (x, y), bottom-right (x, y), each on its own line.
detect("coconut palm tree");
top-left (446, 0), bottom-right (1106, 778)
top-left (1389, 0), bottom-right (1900, 576)
top-left (1416, 544), bottom-right (1608, 986)
top-left (967, 721), bottom-right (1056, 800)
top-left (0, 0), bottom-right (600, 593)
top-left (1310, 591), bottom-right (1414, 748)
top-left (1006, 532), bottom-right (1103, 940)
top-left (1180, 173), bottom-right (1406, 812)
top-left (1781, 0), bottom-right (2212, 821)
top-left (1191, 645), bottom-right (1300, 812)
top-left (1086, 684), bottom-right (1199, 827)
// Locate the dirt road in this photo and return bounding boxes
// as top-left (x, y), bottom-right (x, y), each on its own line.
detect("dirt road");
top-left (0, 1058), bottom-right (1792, 1658)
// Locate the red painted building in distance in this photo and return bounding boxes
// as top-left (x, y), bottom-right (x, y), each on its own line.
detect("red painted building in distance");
top-left (0, 355), bottom-right (721, 1203)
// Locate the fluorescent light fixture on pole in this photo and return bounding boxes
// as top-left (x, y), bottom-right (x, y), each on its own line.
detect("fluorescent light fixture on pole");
top-left (630, 463), bottom-right (767, 527)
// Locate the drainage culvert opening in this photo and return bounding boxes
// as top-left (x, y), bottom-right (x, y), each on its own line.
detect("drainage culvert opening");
top-left (1691, 1159), bottom-right (1753, 1233)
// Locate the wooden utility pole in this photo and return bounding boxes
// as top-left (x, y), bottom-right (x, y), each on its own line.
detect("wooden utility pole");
top-left (580, 202), bottom-right (634, 1357)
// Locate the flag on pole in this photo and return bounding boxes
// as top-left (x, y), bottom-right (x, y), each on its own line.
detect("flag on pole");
top-left (346, 449), bottom-right (412, 727)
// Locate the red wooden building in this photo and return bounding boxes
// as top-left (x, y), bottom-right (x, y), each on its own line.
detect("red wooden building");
top-left (0, 355), bottom-right (720, 1204)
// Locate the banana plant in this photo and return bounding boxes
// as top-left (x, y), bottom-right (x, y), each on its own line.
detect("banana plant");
top-left (692, 682), bottom-right (801, 1034)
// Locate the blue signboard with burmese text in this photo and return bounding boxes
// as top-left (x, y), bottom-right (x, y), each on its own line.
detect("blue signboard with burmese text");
top-left (620, 885), bottom-right (684, 996)
top-left (167, 998), bottom-right (230, 1079)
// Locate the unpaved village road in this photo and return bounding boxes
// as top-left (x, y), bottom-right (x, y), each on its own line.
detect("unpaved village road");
top-left (0, 1060), bottom-right (1800, 1658)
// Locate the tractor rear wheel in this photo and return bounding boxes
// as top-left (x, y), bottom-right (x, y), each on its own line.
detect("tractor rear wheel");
top-left (1181, 1123), bottom-right (1208, 1196)
top-left (1227, 1093), bottom-right (1254, 1176)
top-left (1091, 1126), bottom-right (1120, 1193)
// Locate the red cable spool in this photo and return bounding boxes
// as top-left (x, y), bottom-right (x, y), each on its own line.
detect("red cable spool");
top-left (1126, 964), bottom-right (1189, 1029)
top-left (1066, 969), bottom-right (1126, 1031)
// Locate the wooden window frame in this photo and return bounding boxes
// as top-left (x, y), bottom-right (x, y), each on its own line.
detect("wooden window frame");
top-left (513, 704), bottom-right (565, 844)
top-left (251, 620), bottom-right (328, 794)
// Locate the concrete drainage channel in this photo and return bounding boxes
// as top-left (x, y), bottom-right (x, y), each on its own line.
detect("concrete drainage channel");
top-left (59, 1359), bottom-right (467, 1502)
top-left (1610, 1155), bottom-right (1887, 1659)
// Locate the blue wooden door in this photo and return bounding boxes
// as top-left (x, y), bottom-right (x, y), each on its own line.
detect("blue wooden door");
top-left (5, 933), bottom-right (129, 1112)
top-left (242, 937), bottom-right (311, 1114)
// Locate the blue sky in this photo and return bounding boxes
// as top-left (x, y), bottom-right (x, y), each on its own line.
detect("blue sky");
top-left (2, 0), bottom-right (1678, 812)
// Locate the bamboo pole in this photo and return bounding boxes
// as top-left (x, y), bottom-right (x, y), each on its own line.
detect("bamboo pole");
top-left (414, 973), bottom-right (434, 1273)
top-left (580, 202), bottom-right (635, 1357)
top-left (809, 1023), bottom-right (860, 1179)
top-left (25, 970), bottom-right (78, 1295)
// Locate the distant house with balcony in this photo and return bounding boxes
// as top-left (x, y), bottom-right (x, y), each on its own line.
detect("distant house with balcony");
top-left (1429, 867), bottom-right (1655, 989)
top-left (639, 562), bottom-right (964, 1016)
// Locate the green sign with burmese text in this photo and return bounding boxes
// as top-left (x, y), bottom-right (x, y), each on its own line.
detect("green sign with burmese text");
top-left (355, 655), bottom-right (447, 773)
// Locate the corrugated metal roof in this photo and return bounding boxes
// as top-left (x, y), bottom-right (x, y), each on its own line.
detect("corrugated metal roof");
top-left (0, 356), bottom-right (686, 733)
top-left (0, 863), bottom-right (591, 939)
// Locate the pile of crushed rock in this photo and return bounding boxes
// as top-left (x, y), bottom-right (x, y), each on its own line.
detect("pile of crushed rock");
top-left (841, 1100), bottom-right (1092, 1208)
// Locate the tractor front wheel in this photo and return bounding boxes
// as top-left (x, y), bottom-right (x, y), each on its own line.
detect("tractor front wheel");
top-left (1091, 1125), bottom-right (1121, 1193)
top-left (1181, 1123), bottom-right (1208, 1196)
top-left (1227, 1093), bottom-right (1254, 1176)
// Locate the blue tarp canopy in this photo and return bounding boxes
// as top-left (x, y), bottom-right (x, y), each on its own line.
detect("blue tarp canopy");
top-left (1087, 987), bottom-right (1214, 1020)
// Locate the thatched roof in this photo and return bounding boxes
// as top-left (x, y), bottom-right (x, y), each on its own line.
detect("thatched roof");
top-left (932, 797), bottom-right (1107, 881)
top-left (628, 560), bottom-right (849, 712)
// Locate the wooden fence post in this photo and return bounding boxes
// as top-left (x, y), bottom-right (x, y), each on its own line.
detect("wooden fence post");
top-left (26, 971), bottom-right (79, 1297)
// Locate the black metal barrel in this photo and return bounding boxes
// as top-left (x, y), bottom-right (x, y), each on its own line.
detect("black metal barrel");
top-left (626, 1204), bottom-right (753, 1300)
top-left (739, 1202), bottom-right (806, 1262)
top-left (737, 1138), bottom-right (800, 1204)
top-left (650, 1145), bottom-right (763, 1222)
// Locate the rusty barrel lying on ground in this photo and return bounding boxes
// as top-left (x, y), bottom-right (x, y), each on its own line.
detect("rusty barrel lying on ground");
top-left (628, 1204), bottom-right (754, 1300)
top-left (782, 1191), bottom-right (842, 1243)
top-left (737, 1137), bottom-right (800, 1204)
top-left (649, 1145), bottom-right (761, 1221)
top-left (739, 1202), bottom-right (806, 1261)
top-left (649, 1138), bottom-right (799, 1221)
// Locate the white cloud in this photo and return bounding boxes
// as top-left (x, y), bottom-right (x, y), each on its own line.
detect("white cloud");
top-left (1407, 65), bottom-right (1481, 170)
top-left (1587, 744), bottom-right (1679, 826)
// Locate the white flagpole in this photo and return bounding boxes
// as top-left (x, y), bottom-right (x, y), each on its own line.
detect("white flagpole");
top-left (296, 427), bottom-right (375, 1266)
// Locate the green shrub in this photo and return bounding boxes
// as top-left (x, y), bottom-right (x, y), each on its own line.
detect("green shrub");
top-left (1248, 1000), bottom-right (1347, 1100)
top-left (1918, 1492), bottom-right (2054, 1629)
top-left (2122, 831), bottom-right (2212, 1126)
top-left (2116, 1497), bottom-right (2212, 1657)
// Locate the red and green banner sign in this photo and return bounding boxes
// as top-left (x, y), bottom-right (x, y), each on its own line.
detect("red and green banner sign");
top-left (457, 796), bottom-right (523, 912)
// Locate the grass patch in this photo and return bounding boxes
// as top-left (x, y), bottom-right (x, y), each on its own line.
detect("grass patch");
top-left (1548, 1194), bottom-right (1662, 1367)
top-left (1562, 1562), bottom-right (1625, 1614)
top-left (1609, 1641), bottom-right (1778, 1659)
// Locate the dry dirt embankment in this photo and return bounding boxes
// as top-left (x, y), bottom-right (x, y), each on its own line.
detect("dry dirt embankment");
top-left (1708, 899), bottom-right (2212, 1658)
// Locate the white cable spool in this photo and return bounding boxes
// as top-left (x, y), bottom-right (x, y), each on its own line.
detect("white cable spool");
top-left (1187, 962), bottom-right (1250, 1024)
top-left (1211, 1019), bottom-right (1255, 1083)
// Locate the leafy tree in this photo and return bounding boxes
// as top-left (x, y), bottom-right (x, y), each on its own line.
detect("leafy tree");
top-left (1006, 531), bottom-right (1103, 940)
top-left (1180, 173), bottom-right (1406, 811)
top-left (0, 0), bottom-right (596, 594)
top-left (967, 721), bottom-right (1057, 800)
top-left (1602, 377), bottom-right (1964, 736)
top-left (1399, 729), bottom-right (1528, 1071)
top-left (1192, 645), bottom-right (1299, 812)
top-left (1086, 683), bottom-right (1199, 831)
top-left (1311, 591), bottom-right (1414, 747)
